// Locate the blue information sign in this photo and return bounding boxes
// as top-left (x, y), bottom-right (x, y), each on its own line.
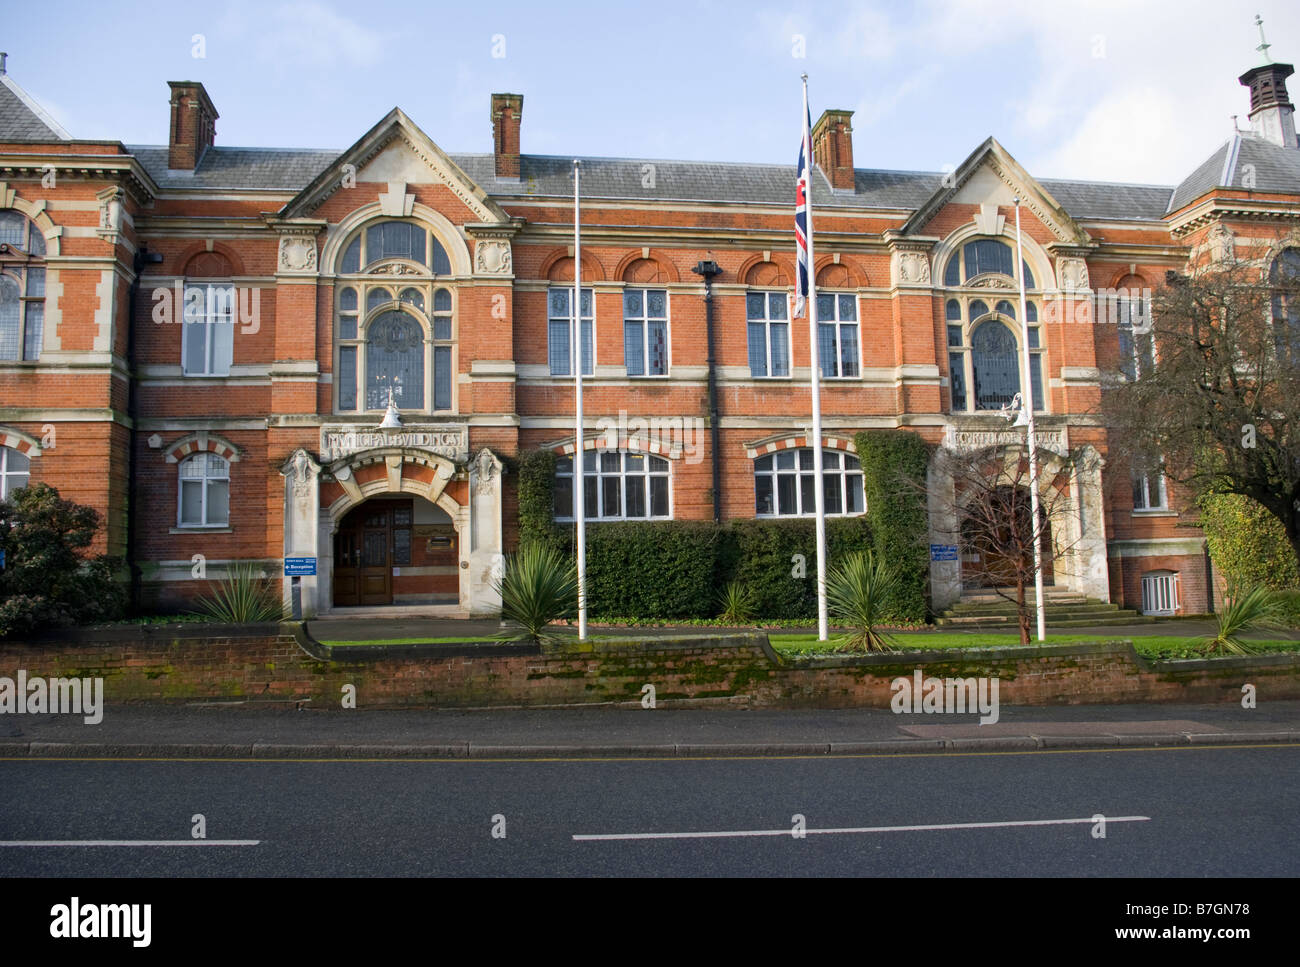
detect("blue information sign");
top-left (284, 557), bottom-right (317, 576)
top-left (929, 544), bottom-right (958, 561)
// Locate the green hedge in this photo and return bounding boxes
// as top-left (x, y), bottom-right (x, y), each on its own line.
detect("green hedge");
top-left (854, 430), bottom-right (932, 621)
top-left (513, 439), bottom-right (931, 623)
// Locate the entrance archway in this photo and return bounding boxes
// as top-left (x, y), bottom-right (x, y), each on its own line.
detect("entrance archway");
top-left (332, 494), bottom-right (458, 607)
top-left (959, 485), bottom-right (1055, 589)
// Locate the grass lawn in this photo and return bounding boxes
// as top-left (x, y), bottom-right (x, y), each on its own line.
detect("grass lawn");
top-left (769, 632), bottom-right (1300, 659)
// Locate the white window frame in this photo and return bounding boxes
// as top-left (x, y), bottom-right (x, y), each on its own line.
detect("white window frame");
top-left (181, 283), bottom-right (235, 377)
top-left (0, 446), bottom-right (29, 499)
top-left (548, 286), bottom-right (594, 377)
top-left (1117, 290), bottom-right (1154, 380)
top-left (948, 299), bottom-right (1047, 414)
top-left (747, 290), bottom-right (791, 379)
top-left (815, 292), bottom-right (861, 379)
top-left (754, 448), bottom-right (865, 518)
top-left (177, 452), bottom-right (231, 528)
top-left (554, 449), bottom-right (672, 522)
top-left (1141, 571), bottom-right (1180, 615)
top-left (623, 288), bottom-right (670, 377)
top-left (1132, 461), bottom-right (1168, 512)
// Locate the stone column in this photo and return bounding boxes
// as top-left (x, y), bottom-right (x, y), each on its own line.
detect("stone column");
top-left (927, 453), bottom-right (962, 611)
top-left (1071, 445), bottom-right (1110, 601)
top-left (467, 448), bottom-right (505, 616)
top-left (280, 448), bottom-right (322, 618)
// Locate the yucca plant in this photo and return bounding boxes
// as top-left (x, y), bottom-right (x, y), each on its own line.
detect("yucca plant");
top-left (190, 561), bottom-right (288, 624)
top-left (1198, 583), bottom-right (1283, 656)
top-left (717, 579), bottom-right (757, 625)
top-left (825, 549), bottom-right (900, 653)
top-left (495, 544), bottom-right (579, 643)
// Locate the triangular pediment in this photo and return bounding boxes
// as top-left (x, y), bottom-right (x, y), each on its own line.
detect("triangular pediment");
top-left (279, 107), bottom-right (509, 224)
top-left (901, 137), bottom-right (1091, 246)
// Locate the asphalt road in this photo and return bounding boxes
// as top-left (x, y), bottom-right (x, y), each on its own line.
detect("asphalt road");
top-left (1, 745), bottom-right (1296, 877)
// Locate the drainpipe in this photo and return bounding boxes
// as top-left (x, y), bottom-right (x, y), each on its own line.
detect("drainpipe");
top-left (126, 244), bottom-right (163, 612)
top-left (692, 259), bottom-right (723, 523)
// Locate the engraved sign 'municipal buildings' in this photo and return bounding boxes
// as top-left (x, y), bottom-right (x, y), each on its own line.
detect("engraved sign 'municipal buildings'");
top-left (2, 55), bottom-right (1297, 616)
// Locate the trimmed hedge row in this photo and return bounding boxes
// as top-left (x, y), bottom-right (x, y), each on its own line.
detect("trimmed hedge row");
top-left (514, 430), bottom-right (932, 622)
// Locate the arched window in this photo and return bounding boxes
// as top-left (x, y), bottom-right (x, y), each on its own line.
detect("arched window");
top-left (554, 450), bottom-right (671, 520)
top-left (1269, 249), bottom-right (1300, 364)
top-left (335, 219), bottom-right (456, 413)
top-left (0, 446), bottom-right (30, 499)
top-left (754, 449), bottom-right (864, 517)
top-left (0, 210), bottom-right (46, 361)
top-left (365, 310), bottom-right (425, 411)
top-left (943, 237), bottom-right (1035, 288)
top-left (178, 452), bottom-right (230, 527)
top-left (949, 301), bottom-right (1044, 412)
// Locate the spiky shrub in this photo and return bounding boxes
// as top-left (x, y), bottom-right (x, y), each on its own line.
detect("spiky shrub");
top-left (1198, 583), bottom-right (1282, 656)
top-left (495, 543), bottom-right (578, 643)
top-left (825, 550), bottom-right (900, 653)
top-left (190, 561), bottom-right (287, 624)
top-left (717, 580), bottom-right (757, 625)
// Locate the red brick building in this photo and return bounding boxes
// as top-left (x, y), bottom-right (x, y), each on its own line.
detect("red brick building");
top-left (1, 54), bottom-right (1296, 617)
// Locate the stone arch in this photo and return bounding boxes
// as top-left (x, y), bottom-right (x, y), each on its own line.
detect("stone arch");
top-left (0, 186), bottom-right (60, 256)
top-left (0, 424), bottom-right (44, 458)
top-left (615, 251), bottom-right (680, 283)
top-left (930, 221), bottom-right (1053, 293)
top-left (320, 202), bottom-right (473, 277)
top-left (323, 448), bottom-right (459, 522)
top-left (541, 248), bottom-right (606, 282)
top-left (742, 431), bottom-right (857, 460)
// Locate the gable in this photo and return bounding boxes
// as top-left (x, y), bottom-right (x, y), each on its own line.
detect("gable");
top-left (279, 108), bottom-right (510, 225)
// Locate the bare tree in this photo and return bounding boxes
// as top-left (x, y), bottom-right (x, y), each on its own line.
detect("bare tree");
top-left (928, 444), bottom-right (1096, 644)
top-left (1101, 236), bottom-right (1300, 572)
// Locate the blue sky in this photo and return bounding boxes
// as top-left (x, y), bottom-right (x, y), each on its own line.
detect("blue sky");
top-left (5, 0), bottom-right (1299, 185)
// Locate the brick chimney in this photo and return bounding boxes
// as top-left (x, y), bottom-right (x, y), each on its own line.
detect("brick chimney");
top-left (491, 93), bottom-right (524, 179)
top-left (812, 109), bottom-right (855, 191)
top-left (1239, 63), bottom-right (1298, 148)
top-left (168, 81), bottom-right (218, 170)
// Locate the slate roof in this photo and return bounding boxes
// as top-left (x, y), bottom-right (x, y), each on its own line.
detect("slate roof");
top-left (123, 143), bottom-right (1178, 221)
top-left (1168, 134), bottom-right (1300, 213)
top-left (0, 74), bottom-right (71, 141)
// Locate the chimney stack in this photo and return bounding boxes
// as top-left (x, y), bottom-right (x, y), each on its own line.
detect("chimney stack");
top-left (812, 109), bottom-right (855, 191)
top-left (491, 93), bottom-right (524, 179)
top-left (1239, 63), bottom-right (1298, 148)
top-left (168, 81), bottom-right (218, 170)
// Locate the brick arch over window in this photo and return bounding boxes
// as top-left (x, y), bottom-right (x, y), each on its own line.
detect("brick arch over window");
top-left (1109, 271), bottom-right (1147, 292)
top-left (163, 431), bottom-right (242, 464)
top-left (739, 256), bottom-right (792, 287)
top-left (0, 425), bottom-right (43, 458)
top-left (615, 253), bottom-right (680, 284)
top-left (541, 249), bottom-right (606, 282)
top-left (175, 242), bottom-right (245, 278)
top-left (550, 430), bottom-right (690, 460)
top-left (815, 258), bottom-right (866, 288)
top-left (742, 432), bottom-right (857, 460)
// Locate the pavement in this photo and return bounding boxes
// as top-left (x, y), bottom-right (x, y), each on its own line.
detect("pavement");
top-left (2, 700), bottom-right (1298, 759)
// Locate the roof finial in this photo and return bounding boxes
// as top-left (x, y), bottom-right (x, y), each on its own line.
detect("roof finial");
top-left (1255, 13), bottom-right (1272, 64)
top-left (0, 53), bottom-right (7, 75)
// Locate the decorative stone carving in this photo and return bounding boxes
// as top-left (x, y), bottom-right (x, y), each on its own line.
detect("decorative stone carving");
top-left (1207, 223), bottom-right (1235, 262)
top-left (278, 234), bottom-right (318, 273)
top-left (973, 203), bottom-right (1005, 236)
top-left (895, 251), bottom-right (931, 285)
top-left (369, 262), bottom-right (420, 275)
top-left (96, 186), bottom-right (124, 241)
top-left (473, 448), bottom-right (498, 496)
top-left (378, 180), bottom-right (415, 217)
top-left (1057, 257), bottom-right (1090, 291)
top-left (285, 447), bottom-right (318, 500)
top-left (474, 239), bottom-right (513, 275)
top-left (967, 275), bottom-right (1016, 289)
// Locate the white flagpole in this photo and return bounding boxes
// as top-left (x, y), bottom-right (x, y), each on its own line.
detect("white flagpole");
top-left (574, 160), bottom-right (587, 640)
top-left (802, 74), bottom-right (829, 642)
top-left (1014, 198), bottom-right (1046, 642)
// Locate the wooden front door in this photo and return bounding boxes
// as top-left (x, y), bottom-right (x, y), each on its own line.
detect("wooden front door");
top-left (333, 501), bottom-right (412, 607)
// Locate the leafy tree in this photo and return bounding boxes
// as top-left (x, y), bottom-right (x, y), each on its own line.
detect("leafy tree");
top-left (0, 483), bottom-right (125, 637)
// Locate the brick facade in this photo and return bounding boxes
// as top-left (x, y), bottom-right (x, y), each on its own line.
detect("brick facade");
top-left (1, 59), bottom-right (1297, 617)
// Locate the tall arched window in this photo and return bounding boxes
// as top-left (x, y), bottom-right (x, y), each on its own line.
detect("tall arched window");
top-left (970, 320), bottom-right (1021, 410)
top-left (335, 219), bottom-right (456, 413)
top-left (948, 301), bottom-right (1044, 412)
top-left (0, 210), bottom-right (46, 361)
top-left (1269, 249), bottom-right (1300, 364)
top-left (943, 238), bottom-right (1035, 288)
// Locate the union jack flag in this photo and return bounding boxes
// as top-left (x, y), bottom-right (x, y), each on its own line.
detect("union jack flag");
top-left (795, 92), bottom-right (813, 318)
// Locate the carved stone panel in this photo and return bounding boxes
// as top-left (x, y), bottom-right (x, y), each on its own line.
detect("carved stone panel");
top-left (474, 239), bottom-right (513, 276)
top-left (278, 235), bottom-right (318, 274)
top-left (1056, 257), bottom-right (1090, 291)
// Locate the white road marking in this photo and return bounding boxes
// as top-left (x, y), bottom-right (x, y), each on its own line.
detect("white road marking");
top-left (573, 815), bottom-right (1150, 841)
top-left (0, 840), bottom-right (260, 847)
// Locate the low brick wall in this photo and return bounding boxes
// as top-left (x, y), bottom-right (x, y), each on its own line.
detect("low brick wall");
top-left (0, 624), bottom-right (1296, 709)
